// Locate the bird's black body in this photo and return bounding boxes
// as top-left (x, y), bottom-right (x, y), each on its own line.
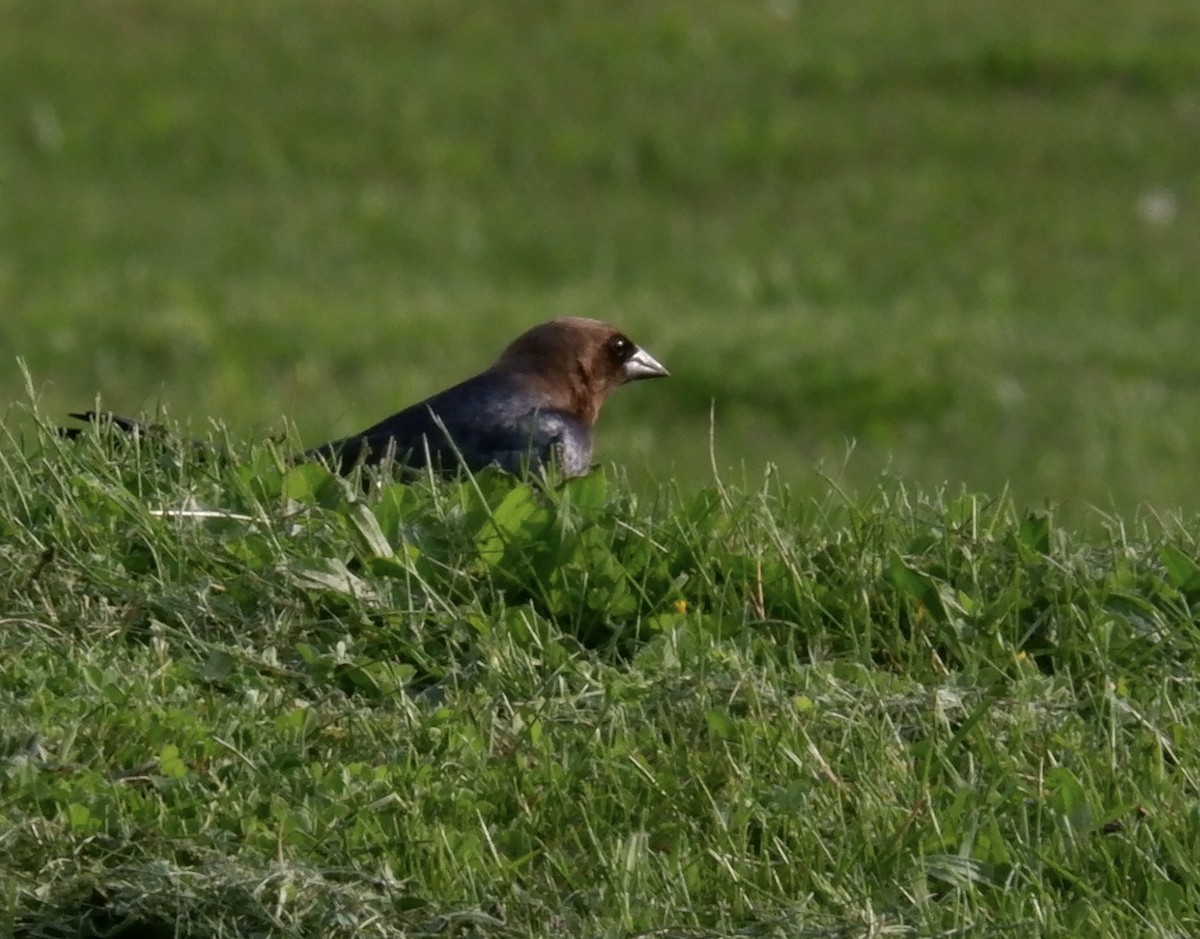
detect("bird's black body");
top-left (309, 370), bottom-right (594, 477)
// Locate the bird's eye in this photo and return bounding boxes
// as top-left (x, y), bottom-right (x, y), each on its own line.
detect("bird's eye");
top-left (607, 334), bottom-right (634, 362)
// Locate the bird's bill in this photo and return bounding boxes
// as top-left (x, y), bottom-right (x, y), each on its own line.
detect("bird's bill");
top-left (623, 346), bottom-right (670, 381)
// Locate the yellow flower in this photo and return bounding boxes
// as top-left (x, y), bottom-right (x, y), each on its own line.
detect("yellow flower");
top-left (673, 599), bottom-right (688, 615)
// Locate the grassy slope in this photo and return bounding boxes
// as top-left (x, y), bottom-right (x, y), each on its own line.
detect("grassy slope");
top-left (3, 432), bottom-right (1200, 936)
top-left (2, 1), bottom-right (1200, 512)
top-left (4, 2), bottom-right (1200, 936)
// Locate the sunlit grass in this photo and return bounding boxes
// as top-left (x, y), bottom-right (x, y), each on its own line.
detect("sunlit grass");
top-left (5, 3), bottom-right (1200, 934)
top-left (4, 420), bottom-right (1200, 936)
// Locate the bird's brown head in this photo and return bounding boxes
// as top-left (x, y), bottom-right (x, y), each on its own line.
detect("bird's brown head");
top-left (491, 317), bottom-right (669, 425)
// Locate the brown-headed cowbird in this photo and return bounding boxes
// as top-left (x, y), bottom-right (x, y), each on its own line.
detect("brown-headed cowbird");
top-left (310, 317), bottom-right (668, 476)
top-left (63, 317), bottom-right (669, 478)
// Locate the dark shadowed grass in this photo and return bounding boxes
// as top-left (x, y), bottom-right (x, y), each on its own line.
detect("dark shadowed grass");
top-left (3, 419), bottom-right (1200, 936)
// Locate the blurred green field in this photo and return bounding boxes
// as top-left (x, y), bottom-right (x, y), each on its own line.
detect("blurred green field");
top-left (3, 0), bottom-right (1199, 513)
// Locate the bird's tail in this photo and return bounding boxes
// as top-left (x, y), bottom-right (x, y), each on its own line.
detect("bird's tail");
top-left (59, 410), bottom-right (216, 458)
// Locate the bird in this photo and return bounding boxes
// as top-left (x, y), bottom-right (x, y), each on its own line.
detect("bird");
top-left (63, 317), bottom-right (669, 479)
top-left (310, 317), bottom-right (669, 477)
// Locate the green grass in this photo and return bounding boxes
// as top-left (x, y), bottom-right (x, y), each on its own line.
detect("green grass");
top-left (4, 427), bottom-right (1200, 936)
top-left (3, 0), bottom-right (1200, 512)
top-left (5, 2), bottom-right (1200, 936)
